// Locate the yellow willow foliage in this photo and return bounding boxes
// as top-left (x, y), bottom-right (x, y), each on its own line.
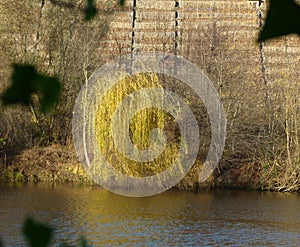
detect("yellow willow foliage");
top-left (95, 73), bottom-right (180, 177)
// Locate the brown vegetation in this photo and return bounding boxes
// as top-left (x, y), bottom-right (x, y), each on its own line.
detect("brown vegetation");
top-left (1, 0), bottom-right (300, 192)
top-left (0, 0), bottom-right (112, 157)
top-left (1, 145), bottom-right (92, 183)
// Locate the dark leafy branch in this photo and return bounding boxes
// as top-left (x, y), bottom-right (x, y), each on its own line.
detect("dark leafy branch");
top-left (23, 217), bottom-right (89, 247)
top-left (0, 217), bottom-right (89, 247)
top-left (84, 0), bottom-right (98, 21)
top-left (49, 0), bottom-right (97, 21)
top-left (258, 0), bottom-right (300, 42)
top-left (119, 0), bottom-right (126, 6)
top-left (23, 217), bottom-right (53, 247)
top-left (1, 64), bottom-right (61, 113)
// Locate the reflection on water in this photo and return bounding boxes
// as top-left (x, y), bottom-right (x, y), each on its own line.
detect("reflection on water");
top-left (0, 183), bottom-right (300, 246)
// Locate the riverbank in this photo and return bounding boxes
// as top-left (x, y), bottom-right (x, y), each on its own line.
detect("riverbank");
top-left (0, 145), bottom-right (264, 191)
top-left (5, 144), bottom-right (300, 193)
top-left (0, 145), bottom-right (93, 184)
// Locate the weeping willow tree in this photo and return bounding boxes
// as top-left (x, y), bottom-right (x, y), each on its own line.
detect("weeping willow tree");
top-left (95, 73), bottom-right (181, 177)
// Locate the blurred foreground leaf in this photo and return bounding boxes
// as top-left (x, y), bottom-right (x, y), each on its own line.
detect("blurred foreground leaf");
top-left (1, 64), bottom-right (61, 113)
top-left (119, 0), bottom-right (126, 6)
top-left (258, 0), bottom-right (300, 42)
top-left (79, 236), bottom-right (89, 247)
top-left (22, 217), bottom-right (53, 247)
top-left (85, 0), bottom-right (98, 21)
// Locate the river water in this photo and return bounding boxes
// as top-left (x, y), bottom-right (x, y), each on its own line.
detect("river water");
top-left (0, 183), bottom-right (300, 246)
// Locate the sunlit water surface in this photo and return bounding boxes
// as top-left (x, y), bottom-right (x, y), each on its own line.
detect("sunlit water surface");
top-left (0, 183), bottom-right (300, 246)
